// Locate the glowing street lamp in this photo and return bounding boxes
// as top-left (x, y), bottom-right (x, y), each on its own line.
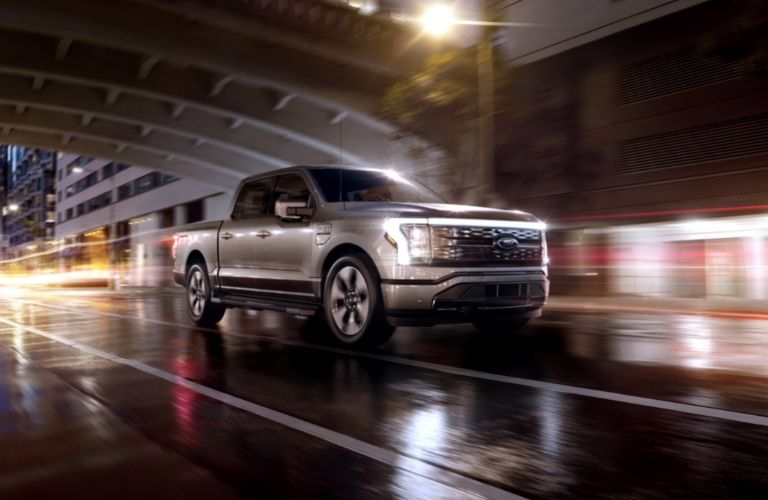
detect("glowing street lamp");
top-left (420, 4), bottom-right (456, 37)
top-left (8, 204), bottom-right (19, 212)
top-left (417, 4), bottom-right (497, 204)
top-left (414, 5), bottom-right (542, 204)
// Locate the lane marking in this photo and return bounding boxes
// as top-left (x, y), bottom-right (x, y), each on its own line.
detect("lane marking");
top-left (0, 316), bottom-right (520, 500)
top-left (6, 297), bottom-right (768, 428)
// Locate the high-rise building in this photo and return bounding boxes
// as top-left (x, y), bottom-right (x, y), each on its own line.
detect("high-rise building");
top-left (1, 146), bottom-right (57, 268)
top-left (0, 145), bottom-right (9, 260)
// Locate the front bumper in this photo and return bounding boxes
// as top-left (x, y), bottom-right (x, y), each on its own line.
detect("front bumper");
top-left (381, 269), bottom-right (548, 326)
top-left (172, 270), bottom-right (186, 287)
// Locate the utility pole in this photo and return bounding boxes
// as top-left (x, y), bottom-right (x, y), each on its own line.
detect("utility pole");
top-left (417, 4), bottom-right (506, 206)
top-left (475, 25), bottom-right (496, 207)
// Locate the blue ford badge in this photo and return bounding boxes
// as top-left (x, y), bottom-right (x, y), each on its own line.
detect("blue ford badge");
top-left (495, 237), bottom-right (519, 250)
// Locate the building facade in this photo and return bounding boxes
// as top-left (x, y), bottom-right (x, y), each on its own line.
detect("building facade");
top-left (0, 145), bottom-right (8, 259)
top-left (0, 146), bottom-right (56, 268)
top-left (493, 0), bottom-right (768, 299)
top-left (54, 153), bottom-right (229, 286)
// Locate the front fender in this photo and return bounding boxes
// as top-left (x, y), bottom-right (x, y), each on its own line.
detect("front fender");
top-left (313, 219), bottom-right (396, 280)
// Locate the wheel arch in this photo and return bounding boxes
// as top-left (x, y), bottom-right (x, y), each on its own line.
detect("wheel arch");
top-left (320, 243), bottom-right (379, 299)
top-left (186, 250), bottom-right (207, 275)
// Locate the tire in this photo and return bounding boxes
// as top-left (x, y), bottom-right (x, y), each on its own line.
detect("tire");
top-left (186, 263), bottom-right (226, 326)
top-left (322, 254), bottom-right (395, 347)
top-left (472, 317), bottom-right (528, 335)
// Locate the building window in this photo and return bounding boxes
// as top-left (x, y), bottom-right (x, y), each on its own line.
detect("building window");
top-left (102, 162), bottom-right (116, 179)
top-left (62, 190), bottom-right (114, 221)
top-left (102, 162), bottom-right (128, 179)
top-left (65, 155), bottom-right (94, 175)
top-left (116, 171), bottom-right (176, 201)
top-left (86, 191), bottom-right (112, 212)
top-left (65, 171), bottom-right (102, 198)
top-left (118, 183), bottom-right (132, 201)
top-left (136, 172), bottom-right (158, 195)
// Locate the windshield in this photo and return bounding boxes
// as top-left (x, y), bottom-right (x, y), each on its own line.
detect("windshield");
top-left (309, 168), bottom-right (444, 204)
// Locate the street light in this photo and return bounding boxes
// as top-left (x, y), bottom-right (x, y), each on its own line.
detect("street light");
top-left (420, 4), bottom-right (456, 37)
top-left (8, 204), bottom-right (19, 212)
top-left (417, 4), bottom-right (496, 206)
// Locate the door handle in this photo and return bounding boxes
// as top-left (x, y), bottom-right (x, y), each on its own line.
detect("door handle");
top-left (255, 230), bottom-right (271, 239)
top-left (221, 232), bottom-right (233, 240)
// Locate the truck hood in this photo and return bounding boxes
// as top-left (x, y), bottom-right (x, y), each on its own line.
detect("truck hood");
top-left (341, 202), bottom-right (541, 223)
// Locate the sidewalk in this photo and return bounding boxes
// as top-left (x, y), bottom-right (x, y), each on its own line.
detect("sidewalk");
top-left (546, 295), bottom-right (768, 319)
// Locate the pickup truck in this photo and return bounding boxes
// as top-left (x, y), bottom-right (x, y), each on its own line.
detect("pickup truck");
top-left (172, 166), bottom-right (548, 346)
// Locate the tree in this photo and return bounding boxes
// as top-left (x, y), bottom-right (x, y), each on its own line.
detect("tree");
top-left (380, 50), bottom-right (479, 198)
top-left (381, 50), bottom-right (476, 148)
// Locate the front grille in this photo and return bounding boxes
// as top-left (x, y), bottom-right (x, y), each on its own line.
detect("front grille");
top-left (460, 283), bottom-right (547, 299)
top-left (430, 226), bottom-right (543, 266)
top-left (432, 226), bottom-right (542, 241)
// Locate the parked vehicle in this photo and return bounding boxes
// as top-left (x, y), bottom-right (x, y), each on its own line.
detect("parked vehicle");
top-left (172, 166), bottom-right (549, 346)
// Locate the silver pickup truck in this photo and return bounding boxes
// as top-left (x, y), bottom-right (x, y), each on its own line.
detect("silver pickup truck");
top-left (172, 166), bottom-right (548, 346)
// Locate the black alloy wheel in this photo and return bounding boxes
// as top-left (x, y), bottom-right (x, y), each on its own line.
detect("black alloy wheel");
top-left (323, 254), bottom-right (394, 346)
top-left (186, 263), bottom-right (226, 326)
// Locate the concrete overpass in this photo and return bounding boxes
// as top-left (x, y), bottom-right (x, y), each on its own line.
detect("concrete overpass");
top-left (0, 0), bottom-right (434, 188)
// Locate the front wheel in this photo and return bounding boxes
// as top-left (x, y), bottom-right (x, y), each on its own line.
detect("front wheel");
top-left (323, 254), bottom-right (394, 347)
top-left (186, 263), bottom-right (226, 326)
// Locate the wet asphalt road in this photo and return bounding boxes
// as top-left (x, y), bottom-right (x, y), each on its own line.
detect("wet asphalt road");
top-left (1, 288), bottom-right (767, 499)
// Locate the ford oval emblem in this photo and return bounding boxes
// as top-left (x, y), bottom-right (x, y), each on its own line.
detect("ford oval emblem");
top-left (495, 237), bottom-right (519, 250)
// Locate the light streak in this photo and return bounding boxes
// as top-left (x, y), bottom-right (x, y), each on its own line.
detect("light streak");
top-left (0, 226), bottom-right (174, 266)
top-left (555, 203), bottom-right (768, 223)
top-left (0, 269), bottom-right (112, 287)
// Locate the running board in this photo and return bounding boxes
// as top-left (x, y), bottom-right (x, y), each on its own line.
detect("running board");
top-left (213, 293), bottom-right (320, 317)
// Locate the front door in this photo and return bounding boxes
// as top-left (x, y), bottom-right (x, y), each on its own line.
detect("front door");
top-left (250, 173), bottom-right (317, 301)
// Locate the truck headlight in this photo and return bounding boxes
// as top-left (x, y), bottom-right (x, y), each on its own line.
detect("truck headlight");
top-left (384, 218), bottom-right (430, 265)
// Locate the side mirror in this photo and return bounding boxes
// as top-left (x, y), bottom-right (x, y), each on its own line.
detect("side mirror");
top-left (287, 206), bottom-right (315, 218)
top-left (275, 199), bottom-right (313, 221)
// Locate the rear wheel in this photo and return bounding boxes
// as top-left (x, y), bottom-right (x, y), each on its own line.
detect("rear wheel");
top-left (323, 254), bottom-right (394, 347)
top-left (186, 263), bottom-right (226, 326)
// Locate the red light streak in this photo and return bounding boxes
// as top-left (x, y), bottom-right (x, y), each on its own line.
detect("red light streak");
top-left (555, 204), bottom-right (768, 223)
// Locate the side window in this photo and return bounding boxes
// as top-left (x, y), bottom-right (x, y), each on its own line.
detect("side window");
top-left (232, 180), bottom-right (271, 219)
top-left (271, 174), bottom-right (313, 216)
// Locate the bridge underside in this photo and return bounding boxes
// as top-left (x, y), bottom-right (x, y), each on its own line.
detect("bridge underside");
top-left (0, 0), bottom-right (430, 188)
